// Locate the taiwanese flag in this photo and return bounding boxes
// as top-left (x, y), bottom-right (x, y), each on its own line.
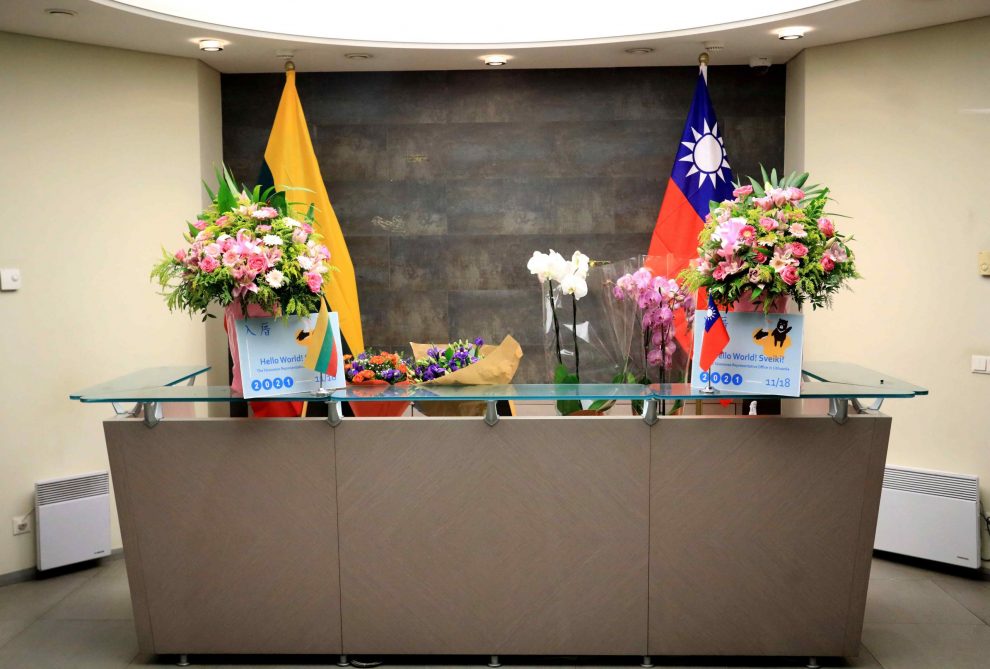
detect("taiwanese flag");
top-left (647, 64), bottom-right (734, 352)
top-left (699, 295), bottom-right (730, 371)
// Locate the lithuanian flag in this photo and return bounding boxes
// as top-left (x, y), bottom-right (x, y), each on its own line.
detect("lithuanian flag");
top-left (300, 298), bottom-right (339, 378)
top-left (261, 64), bottom-right (365, 356)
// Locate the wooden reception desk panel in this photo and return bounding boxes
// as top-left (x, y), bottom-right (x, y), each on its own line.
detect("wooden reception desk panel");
top-left (105, 419), bottom-right (342, 654)
top-left (105, 414), bottom-right (889, 658)
top-left (335, 418), bottom-right (649, 655)
top-left (649, 416), bottom-right (889, 657)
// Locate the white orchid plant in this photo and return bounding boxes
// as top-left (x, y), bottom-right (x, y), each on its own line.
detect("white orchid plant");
top-left (527, 250), bottom-right (591, 406)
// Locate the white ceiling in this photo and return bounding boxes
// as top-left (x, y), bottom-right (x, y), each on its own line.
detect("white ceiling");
top-left (0, 0), bottom-right (987, 73)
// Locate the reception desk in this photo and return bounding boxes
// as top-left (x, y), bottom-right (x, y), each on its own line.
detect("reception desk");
top-left (72, 365), bottom-right (926, 667)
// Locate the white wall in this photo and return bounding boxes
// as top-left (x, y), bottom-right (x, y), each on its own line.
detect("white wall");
top-left (786, 18), bottom-right (990, 553)
top-left (0, 32), bottom-right (221, 576)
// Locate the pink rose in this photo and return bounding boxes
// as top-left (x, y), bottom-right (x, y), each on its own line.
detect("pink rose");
top-left (305, 271), bottom-right (323, 293)
top-left (788, 242), bottom-right (808, 258)
top-left (759, 217), bottom-right (778, 231)
top-left (193, 220), bottom-right (207, 231)
top-left (215, 216), bottom-right (228, 227)
top-left (754, 252), bottom-right (768, 263)
top-left (779, 265), bottom-right (799, 285)
top-left (256, 224), bottom-right (272, 233)
top-left (198, 256), bottom-right (219, 273)
top-left (291, 228), bottom-right (308, 244)
top-left (222, 249), bottom-right (240, 267)
top-left (768, 188), bottom-right (788, 207)
top-left (785, 187), bottom-right (805, 202)
top-left (220, 237), bottom-right (234, 252)
top-left (753, 195), bottom-right (774, 211)
top-left (174, 249), bottom-right (186, 262)
top-left (712, 266), bottom-right (726, 281)
top-left (247, 254), bottom-right (267, 273)
top-left (817, 217), bottom-right (835, 237)
top-left (820, 256), bottom-right (835, 272)
top-left (301, 223), bottom-right (313, 234)
top-left (231, 266), bottom-right (247, 281)
top-left (204, 243), bottom-right (221, 258)
top-left (732, 185), bottom-right (754, 198)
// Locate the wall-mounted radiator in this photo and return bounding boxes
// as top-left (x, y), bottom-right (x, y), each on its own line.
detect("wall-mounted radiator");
top-left (35, 471), bottom-right (111, 571)
top-left (874, 465), bottom-right (981, 568)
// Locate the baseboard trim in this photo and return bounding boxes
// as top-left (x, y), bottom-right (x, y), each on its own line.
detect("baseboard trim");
top-left (0, 547), bottom-right (124, 587)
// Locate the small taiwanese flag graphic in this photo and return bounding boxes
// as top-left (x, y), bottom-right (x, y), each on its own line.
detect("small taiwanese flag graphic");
top-left (301, 298), bottom-right (339, 378)
top-left (699, 295), bottom-right (730, 371)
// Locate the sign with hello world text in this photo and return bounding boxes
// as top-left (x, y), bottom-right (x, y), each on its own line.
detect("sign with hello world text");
top-left (691, 310), bottom-right (804, 398)
top-left (234, 313), bottom-right (345, 399)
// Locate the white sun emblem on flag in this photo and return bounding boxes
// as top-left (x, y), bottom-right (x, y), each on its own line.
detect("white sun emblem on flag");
top-left (678, 119), bottom-right (730, 187)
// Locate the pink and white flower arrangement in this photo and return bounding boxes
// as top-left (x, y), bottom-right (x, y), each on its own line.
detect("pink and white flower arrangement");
top-left (613, 267), bottom-right (695, 380)
top-left (681, 168), bottom-right (859, 312)
top-left (152, 167), bottom-right (335, 320)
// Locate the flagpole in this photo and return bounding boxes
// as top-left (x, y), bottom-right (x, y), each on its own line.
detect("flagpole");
top-left (698, 51), bottom-right (709, 82)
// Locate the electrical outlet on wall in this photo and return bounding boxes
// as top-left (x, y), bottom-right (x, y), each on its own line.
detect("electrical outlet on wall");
top-left (11, 514), bottom-right (32, 536)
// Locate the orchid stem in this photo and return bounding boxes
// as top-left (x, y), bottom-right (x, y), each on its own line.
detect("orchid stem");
top-left (548, 281), bottom-right (562, 365)
top-left (572, 294), bottom-right (580, 382)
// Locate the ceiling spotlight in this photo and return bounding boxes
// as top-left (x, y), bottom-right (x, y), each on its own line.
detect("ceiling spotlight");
top-left (43, 8), bottom-right (76, 17)
top-left (481, 54), bottom-right (510, 67)
top-left (624, 47), bottom-right (654, 55)
top-left (776, 27), bottom-right (806, 40)
top-left (344, 53), bottom-right (373, 60)
top-left (199, 39), bottom-right (224, 52)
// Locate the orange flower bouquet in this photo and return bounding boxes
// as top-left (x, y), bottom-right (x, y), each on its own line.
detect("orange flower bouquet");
top-left (344, 350), bottom-right (411, 417)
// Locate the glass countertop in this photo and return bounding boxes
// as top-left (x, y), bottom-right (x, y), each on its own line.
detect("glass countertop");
top-left (72, 364), bottom-right (927, 405)
top-left (69, 365), bottom-right (211, 400)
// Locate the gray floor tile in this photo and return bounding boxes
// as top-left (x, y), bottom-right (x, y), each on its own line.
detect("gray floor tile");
top-left (0, 618), bottom-right (33, 648)
top-left (930, 573), bottom-right (990, 625)
top-left (44, 559), bottom-right (133, 621)
top-left (0, 618), bottom-right (138, 668)
top-left (0, 568), bottom-right (96, 622)
top-left (865, 576), bottom-right (985, 624)
top-left (868, 557), bottom-right (933, 581)
top-left (862, 622), bottom-right (990, 669)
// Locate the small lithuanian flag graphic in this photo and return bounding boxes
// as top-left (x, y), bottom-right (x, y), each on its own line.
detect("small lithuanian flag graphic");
top-left (298, 298), bottom-right (339, 378)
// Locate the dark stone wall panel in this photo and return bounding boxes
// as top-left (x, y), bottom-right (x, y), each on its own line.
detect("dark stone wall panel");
top-left (222, 65), bottom-right (786, 376)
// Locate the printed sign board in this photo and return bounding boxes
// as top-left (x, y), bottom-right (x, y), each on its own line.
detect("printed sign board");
top-left (234, 312), bottom-right (345, 399)
top-left (691, 310), bottom-right (804, 397)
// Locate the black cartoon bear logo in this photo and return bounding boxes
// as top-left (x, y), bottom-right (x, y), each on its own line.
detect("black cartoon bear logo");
top-left (753, 318), bottom-right (793, 352)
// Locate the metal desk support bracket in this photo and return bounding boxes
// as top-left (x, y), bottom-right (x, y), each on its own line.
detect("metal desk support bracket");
top-left (828, 398), bottom-right (849, 425)
top-left (642, 399), bottom-right (659, 426)
top-left (142, 402), bottom-right (161, 428)
top-left (484, 401), bottom-right (498, 427)
top-left (327, 401), bottom-right (342, 427)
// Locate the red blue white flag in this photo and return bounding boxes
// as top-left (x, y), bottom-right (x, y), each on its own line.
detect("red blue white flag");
top-left (699, 295), bottom-right (731, 371)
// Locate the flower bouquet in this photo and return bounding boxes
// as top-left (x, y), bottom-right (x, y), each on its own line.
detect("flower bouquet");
top-left (680, 168), bottom-right (859, 312)
top-left (408, 336), bottom-right (523, 417)
top-left (152, 166), bottom-right (335, 403)
top-left (344, 351), bottom-right (411, 417)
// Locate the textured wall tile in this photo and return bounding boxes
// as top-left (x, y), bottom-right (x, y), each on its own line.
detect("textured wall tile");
top-left (552, 120), bottom-right (680, 178)
top-left (347, 236), bottom-right (390, 290)
top-left (444, 122), bottom-right (560, 179)
top-left (358, 289), bottom-right (448, 349)
top-left (721, 116), bottom-right (786, 182)
top-left (312, 124), bottom-right (389, 180)
top-left (221, 74), bottom-right (283, 129)
top-left (385, 71), bottom-right (450, 124)
top-left (389, 236), bottom-right (451, 289)
top-left (296, 73), bottom-right (392, 125)
top-left (330, 180), bottom-right (447, 236)
top-left (516, 343), bottom-right (551, 384)
top-left (446, 69), bottom-right (617, 123)
top-left (386, 124), bottom-right (449, 180)
top-left (612, 67), bottom-right (697, 121)
top-left (447, 179), bottom-right (553, 235)
top-left (613, 177), bottom-right (666, 233)
top-left (448, 289), bottom-right (543, 346)
top-left (550, 178), bottom-right (615, 234)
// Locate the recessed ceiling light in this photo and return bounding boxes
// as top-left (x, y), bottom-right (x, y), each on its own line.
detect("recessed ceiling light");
top-left (344, 53), bottom-right (373, 60)
top-left (777, 27), bottom-right (806, 40)
top-left (481, 54), bottom-right (510, 67)
top-left (199, 39), bottom-right (223, 52)
top-left (624, 47), bottom-right (655, 55)
top-left (43, 8), bottom-right (76, 17)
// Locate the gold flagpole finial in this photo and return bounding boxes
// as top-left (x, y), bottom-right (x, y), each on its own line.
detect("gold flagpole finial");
top-left (285, 59), bottom-right (296, 72)
top-left (698, 52), bottom-right (710, 66)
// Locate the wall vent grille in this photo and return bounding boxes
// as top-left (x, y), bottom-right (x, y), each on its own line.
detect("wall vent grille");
top-left (36, 472), bottom-right (110, 507)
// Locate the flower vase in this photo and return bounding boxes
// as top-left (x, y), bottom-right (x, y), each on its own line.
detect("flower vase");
top-left (349, 380), bottom-right (412, 418)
